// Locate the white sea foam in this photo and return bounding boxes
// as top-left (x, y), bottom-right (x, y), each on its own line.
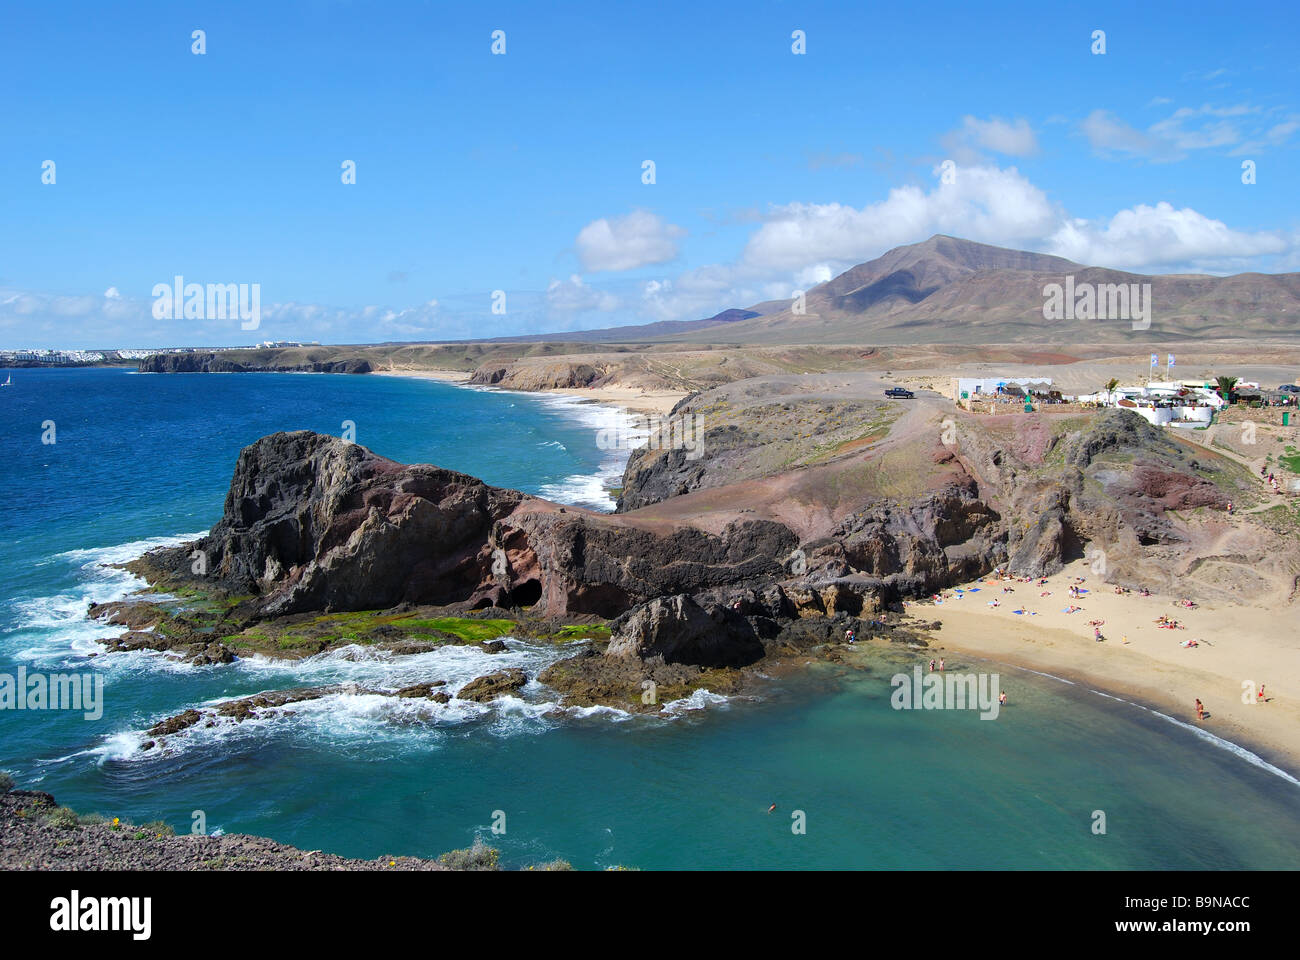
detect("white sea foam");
top-left (1015, 666), bottom-right (1076, 685)
top-left (1149, 709), bottom-right (1300, 787)
top-left (662, 688), bottom-right (732, 715)
top-left (531, 393), bottom-right (639, 512)
top-left (82, 633), bottom-right (738, 763)
top-left (537, 472), bottom-right (622, 512)
top-left (443, 380), bottom-right (642, 513)
top-left (4, 532), bottom-right (207, 666)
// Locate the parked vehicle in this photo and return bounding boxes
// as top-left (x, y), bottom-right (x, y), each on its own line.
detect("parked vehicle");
top-left (884, 387), bottom-right (914, 399)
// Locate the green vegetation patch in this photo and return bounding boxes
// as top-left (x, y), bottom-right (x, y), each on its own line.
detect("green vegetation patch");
top-left (412, 617), bottom-right (515, 643)
top-left (545, 624), bottom-right (612, 642)
top-left (229, 610), bottom-right (520, 654)
top-left (1279, 445), bottom-right (1300, 475)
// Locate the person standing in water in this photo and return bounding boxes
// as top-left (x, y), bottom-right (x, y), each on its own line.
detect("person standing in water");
top-left (929, 658), bottom-right (936, 672)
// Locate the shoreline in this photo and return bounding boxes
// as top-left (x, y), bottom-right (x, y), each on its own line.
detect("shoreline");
top-left (372, 367), bottom-right (688, 416)
top-left (377, 368), bottom-right (1300, 781)
top-left (911, 558), bottom-right (1300, 780)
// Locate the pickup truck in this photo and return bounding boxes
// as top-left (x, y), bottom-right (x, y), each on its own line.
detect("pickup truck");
top-left (884, 387), bottom-right (914, 399)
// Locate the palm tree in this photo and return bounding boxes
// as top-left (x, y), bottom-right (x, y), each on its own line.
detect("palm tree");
top-left (1104, 378), bottom-right (1119, 404)
top-left (1215, 375), bottom-right (1239, 401)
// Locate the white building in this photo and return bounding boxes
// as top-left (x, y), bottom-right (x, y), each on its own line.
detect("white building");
top-left (1085, 381), bottom-right (1224, 428)
top-left (952, 377), bottom-right (1054, 402)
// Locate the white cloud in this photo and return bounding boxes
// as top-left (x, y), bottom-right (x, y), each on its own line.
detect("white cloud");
top-left (575, 210), bottom-right (686, 272)
top-left (741, 164), bottom-right (1059, 271)
top-left (943, 115), bottom-right (1039, 161)
top-left (1231, 115), bottom-right (1300, 155)
top-left (545, 274), bottom-right (620, 313)
top-left (5, 161), bottom-right (1295, 346)
top-left (103, 286), bottom-right (122, 300)
top-left (1047, 202), bottom-right (1288, 271)
top-left (641, 163), bottom-right (1296, 322)
top-left (1081, 103), bottom-right (1289, 161)
top-left (1081, 109), bottom-right (1169, 159)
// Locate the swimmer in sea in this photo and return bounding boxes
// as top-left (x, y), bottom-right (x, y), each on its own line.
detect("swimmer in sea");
top-left (767, 803), bottom-right (777, 814)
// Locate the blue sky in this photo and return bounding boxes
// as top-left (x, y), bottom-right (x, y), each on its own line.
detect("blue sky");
top-left (2, 0), bottom-right (1298, 348)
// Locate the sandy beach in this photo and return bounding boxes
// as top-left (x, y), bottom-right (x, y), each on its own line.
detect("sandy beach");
top-left (374, 368), bottom-right (688, 416)
top-left (913, 557), bottom-right (1300, 776)
top-left (373, 368), bottom-right (472, 384)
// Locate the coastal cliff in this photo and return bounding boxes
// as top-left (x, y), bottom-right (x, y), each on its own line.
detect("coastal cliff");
top-left (119, 427), bottom-right (996, 709)
top-left (139, 353), bottom-right (372, 374)
top-left (108, 399), bottom-right (1290, 716)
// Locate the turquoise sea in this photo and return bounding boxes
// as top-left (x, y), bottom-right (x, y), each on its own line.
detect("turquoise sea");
top-left (2, 366), bottom-right (1299, 869)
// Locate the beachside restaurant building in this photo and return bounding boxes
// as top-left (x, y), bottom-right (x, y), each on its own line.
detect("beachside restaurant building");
top-left (951, 377), bottom-right (1055, 406)
top-left (1074, 381), bottom-right (1223, 428)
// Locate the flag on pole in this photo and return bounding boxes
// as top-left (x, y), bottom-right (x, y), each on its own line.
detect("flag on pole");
top-left (1168, 354), bottom-right (1175, 368)
top-left (1150, 353), bottom-right (1158, 368)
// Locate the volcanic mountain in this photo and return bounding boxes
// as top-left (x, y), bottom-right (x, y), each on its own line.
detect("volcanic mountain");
top-left (673, 235), bottom-right (1300, 344)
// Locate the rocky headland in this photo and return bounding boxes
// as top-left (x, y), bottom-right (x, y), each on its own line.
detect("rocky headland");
top-left (0, 786), bottom-right (568, 871)
top-left (88, 381), bottom-right (1293, 733)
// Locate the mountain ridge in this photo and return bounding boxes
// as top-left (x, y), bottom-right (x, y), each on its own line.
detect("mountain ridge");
top-left (667, 235), bottom-right (1300, 343)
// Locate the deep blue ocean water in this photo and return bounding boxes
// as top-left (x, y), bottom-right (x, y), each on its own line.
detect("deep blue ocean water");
top-left (2, 366), bottom-right (1299, 869)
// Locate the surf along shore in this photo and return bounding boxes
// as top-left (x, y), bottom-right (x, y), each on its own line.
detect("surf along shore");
top-left (377, 360), bottom-right (1300, 778)
top-left (374, 367), bottom-right (689, 416)
top-left (127, 343), bottom-right (1300, 782)
top-left (916, 558), bottom-right (1300, 779)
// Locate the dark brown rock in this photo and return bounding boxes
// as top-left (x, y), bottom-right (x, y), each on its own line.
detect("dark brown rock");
top-left (606, 594), bottom-right (764, 667)
top-left (456, 669), bottom-right (527, 702)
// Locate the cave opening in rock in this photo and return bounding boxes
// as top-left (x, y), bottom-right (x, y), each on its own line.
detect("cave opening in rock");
top-left (508, 579), bottom-right (542, 608)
